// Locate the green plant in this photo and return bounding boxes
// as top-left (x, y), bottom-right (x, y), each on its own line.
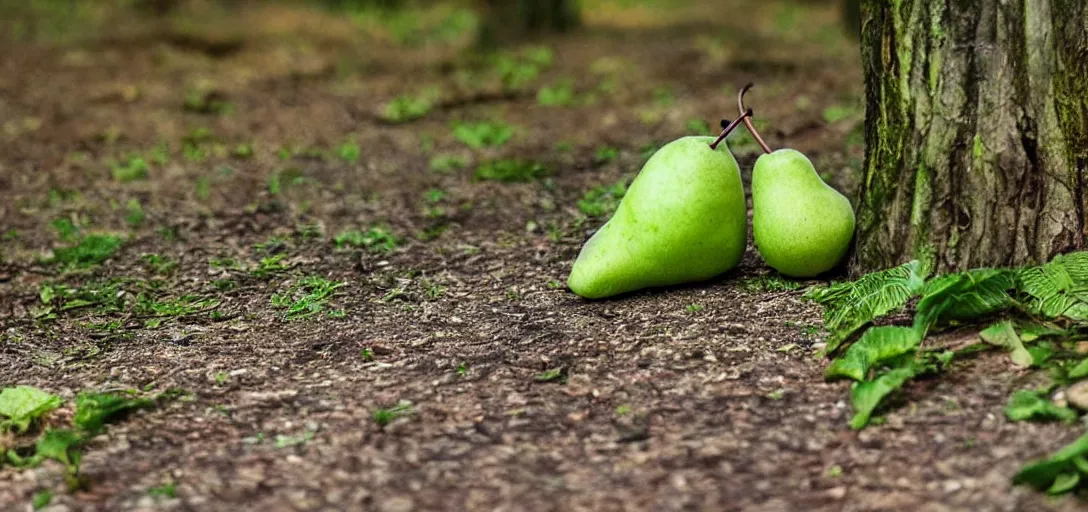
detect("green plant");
top-left (334, 226), bottom-right (401, 252)
top-left (111, 155), bottom-right (149, 182)
top-left (593, 146), bottom-right (618, 164)
top-left (535, 368), bottom-right (566, 383)
top-left (373, 401), bottom-right (413, 426)
top-left (147, 482), bottom-right (176, 498)
top-left (474, 160), bottom-right (548, 183)
top-left (233, 143), bottom-right (254, 159)
top-left (32, 490), bottom-right (53, 509)
top-left (822, 104), bottom-right (859, 124)
top-left (183, 89), bottom-right (233, 115)
top-left (429, 154), bottom-right (467, 173)
top-left (452, 120), bottom-right (515, 149)
top-left (537, 80), bottom-right (575, 107)
top-left (271, 276), bottom-right (346, 321)
top-left (337, 139), bottom-right (362, 163)
top-left (685, 304), bottom-right (703, 313)
top-left (124, 199), bottom-right (145, 227)
top-left (685, 119), bottom-right (713, 135)
top-left (0, 386), bottom-right (62, 433)
top-left (48, 234), bottom-right (123, 269)
top-left (380, 89), bottom-right (438, 123)
top-left (567, 114), bottom-right (749, 299)
top-left (578, 180), bottom-right (627, 218)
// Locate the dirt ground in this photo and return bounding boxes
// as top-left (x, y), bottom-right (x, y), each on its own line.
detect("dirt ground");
top-left (1, 1), bottom-right (1086, 510)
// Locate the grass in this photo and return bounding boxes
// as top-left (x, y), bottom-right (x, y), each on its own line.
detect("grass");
top-left (271, 276), bottom-right (346, 321)
top-left (430, 154), bottom-right (467, 173)
top-left (593, 146), bottom-right (618, 164)
top-left (337, 139), bottom-right (362, 163)
top-left (534, 368), bottom-right (566, 383)
top-left (147, 482), bottom-right (176, 498)
top-left (474, 159), bottom-right (549, 183)
top-left (452, 120), bottom-right (515, 149)
top-left (124, 199), bottom-right (145, 227)
top-left (740, 275), bottom-right (803, 293)
top-left (537, 80), bottom-right (575, 107)
top-left (577, 179), bottom-right (626, 217)
top-left (334, 226), bottom-right (401, 252)
top-left (48, 234), bottom-right (123, 269)
top-left (380, 88), bottom-right (438, 123)
top-left (183, 89), bottom-right (233, 115)
top-left (373, 401), bottom-right (413, 426)
top-left (111, 155), bottom-right (149, 182)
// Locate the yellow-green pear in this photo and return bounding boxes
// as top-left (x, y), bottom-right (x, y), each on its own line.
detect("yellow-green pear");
top-left (567, 135), bottom-right (747, 299)
top-left (751, 148), bottom-right (855, 277)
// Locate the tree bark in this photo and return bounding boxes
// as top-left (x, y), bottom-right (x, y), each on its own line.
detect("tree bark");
top-left (851, 0), bottom-right (1088, 275)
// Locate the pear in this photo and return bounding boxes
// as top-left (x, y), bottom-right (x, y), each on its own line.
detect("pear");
top-left (567, 136), bottom-right (747, 299)
top-left (751, 148), bottom-right (855, 277)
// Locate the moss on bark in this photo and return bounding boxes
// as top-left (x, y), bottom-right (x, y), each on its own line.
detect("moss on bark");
top-left (852, 0), bottom-right (1088, 275)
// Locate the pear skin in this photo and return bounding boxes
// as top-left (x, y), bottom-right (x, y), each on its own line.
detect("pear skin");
top-left (751, 148), bottom-right (855, 277)
top-left (567, 136), bottom-right (747, 299)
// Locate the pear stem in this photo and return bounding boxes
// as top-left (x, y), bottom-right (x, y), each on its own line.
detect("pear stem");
top-left (709, 109), bottom-right (753, 150)
top-left (738, 83), bottom-right (772, 154)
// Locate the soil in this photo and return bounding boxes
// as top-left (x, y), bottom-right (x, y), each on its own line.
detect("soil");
top-left (1, 1), bottom-right (1085, 511)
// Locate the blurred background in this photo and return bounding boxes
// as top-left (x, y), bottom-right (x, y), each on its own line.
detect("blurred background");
top-left (0, 0), bottom-right (864, 256)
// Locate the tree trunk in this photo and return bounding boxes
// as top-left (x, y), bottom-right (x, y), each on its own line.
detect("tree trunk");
top-left (477, 0), bottom-right (579, 46)
top-left (851, 0), bottom-right (1088, 275)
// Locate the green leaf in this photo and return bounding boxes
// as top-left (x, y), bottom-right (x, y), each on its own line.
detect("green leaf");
top-left (34, 428), bottom-right (84, 472)
top-left (73, 392), bottom-right (152, 433)
top-left (32, 490), bottom-right (53, 510)
top-left (0, 386), bottom-right (62, 433)
top-left (804, 260), bottom-right (929, 354)
top-left (1017, 251), bottom-right (1088, 321)
top-left (825, 326), bottom-right (921, 381)
top-left (1014, 432), bottom-right (1088, 491)
top-left (1048, 471), bottom-right (1081, 495)
top-left (979, 321), bottom-right (1033, 367)
top-left (1004, 390), bottom-right (1078, 423)
top-left (913, 269), bottom-right (1016, 336)
top-left (849, 366), bottom-right (918, 430)
top-left (1068, 358), bottom-right (1088, 380)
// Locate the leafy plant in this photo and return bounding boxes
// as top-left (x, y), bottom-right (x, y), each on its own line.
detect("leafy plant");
top-left (1014, 432), bottom-right (1088, 495)
top-left (474, 160), bottom-right (548, 183)
top-left (452, 121), bottom-right (515, 149)
top-left (337, 139), bottom-right (361, 163)
top-left (48, 234), bottom-right (123, 269)
top-left (373, 401), bottom-right (413, 426)
top-left (535, 367), bottom-right (566, 383)
top-left (380, 89), bottom-right (437, 123)
top-left (124, 199), bottom-right (145, 227)
top-left (271, 276), bottom-right (346, 321)
top-left (537, 80), bottom-right (575, 107)
top-left (334, 226), bottom-right (400, 252)
top-left (429, 154), bottom-right (467, 173)
top-left (147, 482), bottom-right (177, 498)
top-left (825, 326), bottom-right (920, 382)
top-left (577, 180), bottom-right (626, 217)
top-left (805, 260), bottom-right (929, 353)
top-left (593, 146), bottom-right (618, 164)
top-left (111, 155), bottom-right (149, 182)
top-left (0, 386), bottom-right (62, 433)
top-left (685, 119), bottom-right (712, 135)
top-left (1005, 390), bottom-right (1078, 423)
top-left (740, 275), bottom-right (803, 293)
top-left (73, 391), bottom-right (152, 433)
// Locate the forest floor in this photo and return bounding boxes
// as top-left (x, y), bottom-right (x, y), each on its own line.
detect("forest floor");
top-left (0, 0), bottom-right (1084, 510)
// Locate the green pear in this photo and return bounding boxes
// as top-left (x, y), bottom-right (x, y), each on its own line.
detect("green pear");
top-left (568, 136), bottom-right (747, 299)
top-left (751, 148), bottom-right (855, 277)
